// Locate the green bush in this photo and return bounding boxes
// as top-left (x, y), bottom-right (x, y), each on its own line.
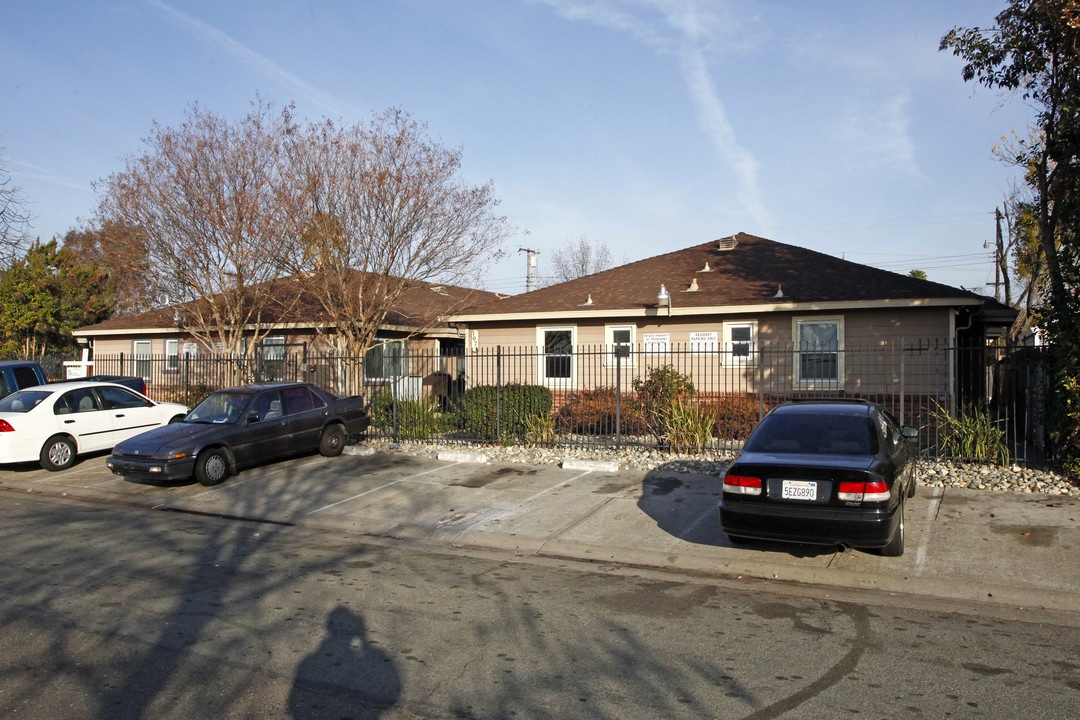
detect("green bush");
top-left (930, 400), bottom-right (1011, 466)
top-left (633, 365), bottom-right (695, 445)
top-left (460, 384), bottom-right (553, 442)
top-left (664, 399), bottom-right (717, 451)
top-left (370, 388), bottom-right (454, 439)
top-left (524, 410), bottom-right (557, 446)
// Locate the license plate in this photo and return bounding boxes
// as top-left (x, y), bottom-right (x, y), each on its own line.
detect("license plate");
top-left (781, 480), bottom-right (817, 501)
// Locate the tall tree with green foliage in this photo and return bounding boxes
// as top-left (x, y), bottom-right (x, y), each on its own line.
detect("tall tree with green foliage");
top-left (941, 0), bottom-right (1080, 475)
top-left (0, 239), bottom-right (113, 359)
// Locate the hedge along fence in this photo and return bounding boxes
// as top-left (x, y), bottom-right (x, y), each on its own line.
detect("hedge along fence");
top-left (371, 366), bottom-right (762, 452)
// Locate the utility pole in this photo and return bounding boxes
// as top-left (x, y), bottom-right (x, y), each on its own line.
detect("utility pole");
top-left (518, 247), bottom-right (539, 292)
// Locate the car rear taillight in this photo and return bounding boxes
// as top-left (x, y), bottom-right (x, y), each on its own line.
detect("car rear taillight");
top-left (723, 475), bottom-right (762, 496)
top-left (838, 480), bottom-right (890, 502)
top-left (0, 420), bottom-right (14, 432)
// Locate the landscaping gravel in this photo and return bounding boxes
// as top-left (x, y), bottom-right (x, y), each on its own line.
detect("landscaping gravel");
top-left (366, 438), bottom-right (1079, 497)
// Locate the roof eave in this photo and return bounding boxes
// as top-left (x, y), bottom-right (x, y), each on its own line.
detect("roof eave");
top-left (449, 296), bottom-right (984, 323)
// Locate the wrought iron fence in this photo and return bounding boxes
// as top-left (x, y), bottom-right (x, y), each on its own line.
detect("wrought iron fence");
top-left (83, 341), bottom-right (1053, 464)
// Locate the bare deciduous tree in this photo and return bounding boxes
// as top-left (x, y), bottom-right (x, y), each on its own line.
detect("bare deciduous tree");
top-left (94, 102), bottom-right (512, 361)
top-left (0, 145), bottom-right (32, 266)
top-left (94, 100), bottom-right (308, 358)
top-left (545, 234), bottom-right (616, 286)
top-left (279, 108), bottom-right (511, 356)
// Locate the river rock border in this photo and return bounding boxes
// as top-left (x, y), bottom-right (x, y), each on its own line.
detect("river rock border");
top-left (364, 438), bottom-right (1079, 498)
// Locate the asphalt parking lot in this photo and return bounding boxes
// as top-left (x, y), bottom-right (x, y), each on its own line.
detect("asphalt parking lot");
top-left (3, 446), bottom-right (1080, 615)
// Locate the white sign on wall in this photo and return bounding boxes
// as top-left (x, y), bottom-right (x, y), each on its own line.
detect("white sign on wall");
top-left (183, 343), bottom-right (198, 358)
top-left (689, 331), bottom-right (718, 353)
top-left (642, 333), bottom-right (670, 354)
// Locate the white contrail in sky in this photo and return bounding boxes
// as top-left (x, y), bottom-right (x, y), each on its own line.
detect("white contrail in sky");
top-left (531, 0), bottom-right (770, 229)
top-left (147, 0), bottom-right (361, 119)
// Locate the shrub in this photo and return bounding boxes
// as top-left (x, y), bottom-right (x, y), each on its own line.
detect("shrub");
top-left (160, 384), bottom-right (215, 409)
top-left (664, 399), bottom-right (718, 451)
top-left (633, 365), bottom-right (695, 445)
top-left (524, 411), bottom-right (557, 446)
top-left (712, 394), bottom-right (766, 441)
top-left (556, 387), bottom-right (644, 436)
top-left (930, 400), bottom-right (1011, 466)
top-left (370, 388), bottom-right (454, 439)
top-left (460, 384), bottom-right (553, 442)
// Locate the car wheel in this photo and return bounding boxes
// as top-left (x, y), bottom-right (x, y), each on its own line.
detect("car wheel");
top-left (40, 435), bottom-right (76, 472)
top-left (880, 498), bottom-right (905, 557)
top-left (194, 448), bottom-right (229, 486)
top-left (907, 461), bottom-right (917, 498)
top-left (319, 424), bottom-right (346, 457)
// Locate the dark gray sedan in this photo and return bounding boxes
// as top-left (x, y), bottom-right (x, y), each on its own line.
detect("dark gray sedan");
top-left (107, 383), bottom-right (370, 486)
top-left (719, 398), bottom-right (918, 556)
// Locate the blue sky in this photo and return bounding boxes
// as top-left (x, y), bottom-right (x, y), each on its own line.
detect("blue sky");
top-left (1, 1), bottom-right (1031, 295)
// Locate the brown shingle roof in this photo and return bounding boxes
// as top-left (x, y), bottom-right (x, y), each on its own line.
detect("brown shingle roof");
top-left (74, 274), bottom-right (500, 334)
top-left (456, 233), bottom-right (981, 317)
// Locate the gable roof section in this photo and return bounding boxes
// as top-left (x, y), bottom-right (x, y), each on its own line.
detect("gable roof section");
top-left (74, 273), bottom-right (500, 336)
top-left (452, 233), bottom-right (987, 322)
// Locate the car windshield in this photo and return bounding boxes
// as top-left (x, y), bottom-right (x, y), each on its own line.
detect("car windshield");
top-left (744, 413), bottom-right (878, 455)
top-left (186, 391), bottom-right (252, 424)
top-left (0, 389), bottom-right (52, 413)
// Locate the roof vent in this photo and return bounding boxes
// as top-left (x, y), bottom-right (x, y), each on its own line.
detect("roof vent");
top-left (774, 284), bottom-right (784, 298)
top-left (579, 294), bottom-right (594, 306)
top-left (717, 236), bottom-right (739, 251)
top-left (698, 262), bottom-right (712, 272)
top-left (683, 278), bottom-right (699, 292)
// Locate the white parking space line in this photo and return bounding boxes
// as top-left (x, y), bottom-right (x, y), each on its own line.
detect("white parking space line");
top-left (306, 462), bottom-right (463, 515)
top-left (484, 470), bottom-right (593, 523)
top-left (685, 505), bottom-right (719, 538)
top-left (913, 486), bottom-right (944, 570)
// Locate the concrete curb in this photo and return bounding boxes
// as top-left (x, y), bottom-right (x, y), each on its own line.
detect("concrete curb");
top-left (437, 450), bottom-right (490, 464)
top-left (561, 459), bottom-right (620, 472)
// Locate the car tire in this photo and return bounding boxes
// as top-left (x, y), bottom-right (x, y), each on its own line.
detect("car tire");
top-left (907, 461), bottom-right (917, 498)
top-left (318, 424), bottom-right (346, 457)
top-left (40, 435), bottom-right (76, 472)
top-left (194, 448), bottom-right (229, 486)
top-left (879, 498), bottom-right (905, 557)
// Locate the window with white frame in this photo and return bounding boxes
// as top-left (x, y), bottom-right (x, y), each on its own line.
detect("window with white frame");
top-left (723, 322), bottom-right (757, 365)
top-left (794, 317), bottom-right (844, 387)
top-left (165, 339), bottom-right (180, 374)
top-left (605, 325), bottom-right (634, 366)
top-left (365, 339), bottom-right (405, 381)
top-left (260, 335), bottom-right (286, 361)
top-left (133, 340), bottom-right (151, 380)
top-left (538, 326), bottom-right (575, 385)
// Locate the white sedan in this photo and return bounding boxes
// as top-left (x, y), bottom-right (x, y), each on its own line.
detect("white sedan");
top-left (0, 381), bottom-right (189, 471)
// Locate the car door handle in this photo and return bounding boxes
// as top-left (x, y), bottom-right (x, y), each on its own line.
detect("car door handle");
top-left (64, 419), bottom-right (75, 424)
top-left (115, 413), bottom-right (126, 418)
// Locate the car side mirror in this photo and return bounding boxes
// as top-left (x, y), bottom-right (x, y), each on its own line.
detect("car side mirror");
top-left (246, 412), bottom-right (261, 424)
top-left (901, 426), bottom-right (918, 439)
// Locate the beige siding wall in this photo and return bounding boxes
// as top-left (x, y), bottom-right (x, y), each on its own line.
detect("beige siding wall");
top-left (462, 306), bottom-right (956, 395)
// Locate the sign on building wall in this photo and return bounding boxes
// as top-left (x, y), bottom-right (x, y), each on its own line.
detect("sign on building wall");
top-left (183, 343), bottom-right (198, 358)
top-left (642, 333), bottom-right (670, 354)
top-left (689, 331), bottom-right (718, 353)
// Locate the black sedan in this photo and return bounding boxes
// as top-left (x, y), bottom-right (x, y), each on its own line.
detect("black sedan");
top-left (107, 383), bottom-right (370, 486)
top-left (719, 399), bottom-right (918, 556)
